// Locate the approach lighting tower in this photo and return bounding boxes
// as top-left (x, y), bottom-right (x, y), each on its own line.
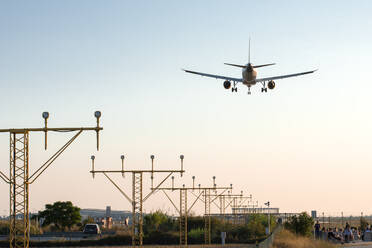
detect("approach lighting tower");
top-left (154, 176), bottom-right (232, 246)
top-left (230, 193), bottom-right (253, 224)
top-left (0, 111), bottom-right (103, 248)
top-left (185, 176), bottom-right (233, 245)
top-left (90, 154), bottom-right (185, 247)
top-left (213, 187), bottom-right (244, 223)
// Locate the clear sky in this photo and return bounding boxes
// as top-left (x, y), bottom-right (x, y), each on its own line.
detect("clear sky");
top-left (1, 0), bottom-right (372, 217)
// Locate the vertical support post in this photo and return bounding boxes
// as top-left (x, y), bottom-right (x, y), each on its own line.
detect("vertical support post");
top-left (180, 188), bottom-right (187, 247)
top-left (220, 195), bottom-right (225, 224)
top-left (132, 172), bottom-right (143, 246)
top-left (150, 155), bottom-right (154, 189)
top-left (232, 197), bottom-right (238, 225)
top-left (9, 131), bottom-right (30, 248)
top-left (180, 155), bottom-right (184, 177)
top-left (121, 155), bottom-right (125, 178)
top-left (204, 189), bottom-right (211, 245)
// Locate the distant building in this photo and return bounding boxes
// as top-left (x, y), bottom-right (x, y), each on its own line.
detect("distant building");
top-left (311, 210), bottom-right (317, 219)
top-left (106, 206), bottom-right (111, 218)
top-left (232, 207), bottom-right (279, 214)
top-left (80, 208), bottom-right (131, 221)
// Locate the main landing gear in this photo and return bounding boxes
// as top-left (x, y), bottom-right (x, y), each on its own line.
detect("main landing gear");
top-left (260, 82), bottom-right (268, 93)
top-left (247, 86), bottom-right (251, 95)
top-left (231, 82), bottom-right (238, 92)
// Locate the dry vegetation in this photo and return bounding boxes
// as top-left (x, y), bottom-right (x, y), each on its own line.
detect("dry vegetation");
top-left (272, 229), bottom-right (336, 248)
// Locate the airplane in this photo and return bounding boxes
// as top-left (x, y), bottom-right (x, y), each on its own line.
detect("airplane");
top-left (183, 42), bottom-right (317, 94)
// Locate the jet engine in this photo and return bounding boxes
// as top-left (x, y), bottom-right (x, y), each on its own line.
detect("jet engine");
top-left (223, 80), bottom-right (231, 89)
top-left (268, 80), bottom-right (275, 90)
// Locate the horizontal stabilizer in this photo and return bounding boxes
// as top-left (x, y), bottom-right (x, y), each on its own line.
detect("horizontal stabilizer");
top-left (224, 63), bottom-right (247, 68)
top-left (253, 63), bottom-right (275, 68)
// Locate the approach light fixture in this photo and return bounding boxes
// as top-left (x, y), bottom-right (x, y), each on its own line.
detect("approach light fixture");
top-left (179, 155), bottom-right (184, 177)
top-left (91, 155), bottom-right (96, 178)
top-left (42, 112), bottom-right (49, 119)
top-left (42, 112), bottom-right (50, 150)
top-left (120, 155), bottom-right (125, 177)
top-left (94, 111), bottom-right (101, 119)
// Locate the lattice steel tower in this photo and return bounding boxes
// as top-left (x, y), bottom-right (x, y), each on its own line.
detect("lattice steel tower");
top-left (0, 111), bottom-right (103, 248)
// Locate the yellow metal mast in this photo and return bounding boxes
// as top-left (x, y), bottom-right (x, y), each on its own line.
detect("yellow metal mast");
top-left (90, 154), bottom-right (185, 247)
top-left (156, 175), bottom-right (232, 246)
top-left (0, 111), bottom-right (103, 248)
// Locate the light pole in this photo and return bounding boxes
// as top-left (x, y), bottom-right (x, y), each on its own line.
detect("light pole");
top-left (264, 201), bottom-right (270, 234)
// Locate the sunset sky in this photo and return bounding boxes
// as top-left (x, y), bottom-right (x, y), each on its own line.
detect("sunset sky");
top-left (1, 0), bottom-right (372, 217)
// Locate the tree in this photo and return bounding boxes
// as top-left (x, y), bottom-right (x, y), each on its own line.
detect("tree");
top-left (38, 201), bottom-right (81, 231)
top-left (360, 217), bottom-right (368, 231)
top-left (143, 210), bottom-right (175, 234)
top-left (284, 212), bottom-right (314, 236)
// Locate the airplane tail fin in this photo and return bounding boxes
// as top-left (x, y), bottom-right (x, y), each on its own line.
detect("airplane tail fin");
top-left (248, 37), bottom-right (251, 64)
top-left (253, 63), bottom-right (276, 68)
top-left (224, 63), bottom-right (247, 68)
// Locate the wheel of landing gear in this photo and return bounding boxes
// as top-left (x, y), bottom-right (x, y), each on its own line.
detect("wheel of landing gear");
top-left (265, 88), bottom-right (268, 92)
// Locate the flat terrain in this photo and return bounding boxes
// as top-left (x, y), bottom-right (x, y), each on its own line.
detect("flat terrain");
top-left (340, 242), bottom-right (372, 247)
top-left (36, 245), bottom-right (255, 248)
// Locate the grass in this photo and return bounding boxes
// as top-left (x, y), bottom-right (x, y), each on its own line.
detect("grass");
top-left (272, 229), bottom-right (336, 248)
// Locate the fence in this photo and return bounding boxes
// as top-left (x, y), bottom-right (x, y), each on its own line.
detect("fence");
top-left (258, 225), bottom-right (282, 248)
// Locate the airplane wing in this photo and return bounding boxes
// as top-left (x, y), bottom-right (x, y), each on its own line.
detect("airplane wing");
top-left (254, 69), bottom-right (317, 83)
top-left (183, 69), bottom-right (243, 82)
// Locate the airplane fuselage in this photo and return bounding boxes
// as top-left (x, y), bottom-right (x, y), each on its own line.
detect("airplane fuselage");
top-left (242, 64), bottom-right (257, 86)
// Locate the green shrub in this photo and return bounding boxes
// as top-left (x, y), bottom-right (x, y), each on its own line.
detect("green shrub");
top-left (143, 210), bottom-right (176, 234)
top-left (284, 212), bottom-right (314, 237)
top-left (188, 228), bottom-right (204, 243)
